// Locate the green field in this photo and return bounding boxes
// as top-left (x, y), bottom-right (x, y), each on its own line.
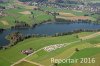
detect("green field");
top-left (40, 6), bottom-right (100, 21)
top-left (0, 1), bottom-right (100, 66)
top-left (14, 61), bottom-right (37, 66)
top-left (0, 0), bottom-right (100, 28)
top-left (0, 8), bottom-right (54, 28)
top-left (59, 48), bottom-right (100, 66)
top-left (0, 34), bottom-right (79, 66)
top-left (0, 32), bottom-right (99, 66)
top-left (26, 42), bottom-right (94, 66)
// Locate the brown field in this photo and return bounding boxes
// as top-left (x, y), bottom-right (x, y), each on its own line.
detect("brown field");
top-left (25, 6), bottom-right (38, 9)
top-left (94, 44), bottom-right (100, 47)
top-left (1, 21), bottom-right (9, 25)
top-left (66, 16), bottom-right (90, 20)
top-left (56, 16), bottom-right (91, 21)
top-left (19, 11), bottom-right (31, 15)
top-left (57, 12), bottom-right (92, 21)
top-left (58, 12), bottom-right (76, 17)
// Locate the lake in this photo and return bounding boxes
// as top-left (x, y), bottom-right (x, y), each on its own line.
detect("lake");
top-left (0, 22), bottom-right (100, 46)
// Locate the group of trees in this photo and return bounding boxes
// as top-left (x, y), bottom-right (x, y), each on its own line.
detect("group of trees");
top-left (96, 16), bottom-right (100, 23)
top-left (55, 18), bottom-right (93, 23)
top-left (31, 11), bottom-right (35, 19)
top-left (11, 20), bottom-right (30, 29)
top-left (0, 28), bottom-right (4, 32)
top-left (19, 0), bottom-right (32, 2)
top-left (0, 32), bottom-right (25, 50)
top-left (0, 6), bottom-right (5, 9)
top-left (52, 29), bottom-right (100, 37)
top-left (1, 32), bottom-right (48, 50)
top-left (1, 28), bottom-right (100, 50)
top-left (6, 32), bottom-right (24, 45)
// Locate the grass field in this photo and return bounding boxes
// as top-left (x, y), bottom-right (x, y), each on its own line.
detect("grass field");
top-left (0, 32), bottom-right (98, 66)
top-left (10, 32), bottom-right (100, 66)
top-left (75, 32), bottom-right (95, 37)
top-left (0, 1), bottom-right (99, 28)
top-left (14, 61), bottom-right (37, 66)
top-left (59, 48), bottom-right (100, 66)
top-left (0, 1), bottom-right (100, 66)
top-left (71, 53), bottom-right (100, 66)
top-left (0, 8), bottom-right (54, 28)
top-left (41, 6), bottom-right (87, 16)
top-left (41, 6), bottom-right (99, 21)
top-left (0, 34), bottom-right (79, 66)
top-left (25, 42), bottom-right (94, 66)
top-left (57, 12), bottom-right (95, 21)
top-left (0, 0), bottom-right (54, 29)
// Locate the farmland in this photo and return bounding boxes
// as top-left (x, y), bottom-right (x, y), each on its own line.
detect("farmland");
top-left (16, 32), bottom-right (100, 66)
top-left (14, 61), bottom-right (38, 66)
top-left (0, 8), bottom-right (54, 28)
top-left (0, 32), bottom-right (100, 66)
top-left (0, 0), bottom-right (100, 66)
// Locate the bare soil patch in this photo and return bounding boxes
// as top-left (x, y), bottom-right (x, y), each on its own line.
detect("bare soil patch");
top-left (56, 16), bottom-right (91, 21)
top-left (58, 12), bottom-right (76, 17)
top-left (19, 11), bottom-right (31, 15)
top-left (1, 21), bottom-right (9, 25)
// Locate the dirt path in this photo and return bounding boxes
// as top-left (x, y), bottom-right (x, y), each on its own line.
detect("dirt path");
top-left (11, 48), bottom-right (43, 66)
top-left (24, 60), bottom-right (44, 66)
top-left (11, 40), bottom-right (80, 66)
top-left (81, 32), bottom-right (100, 40)
top-left (11, 32), bottom-right (100, 66)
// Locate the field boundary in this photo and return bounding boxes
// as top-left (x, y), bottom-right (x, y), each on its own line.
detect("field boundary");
top-left (11, 32), bottom-right (100, 66)
top-left (81, 32), bottom-right (100, 40)
top-left (11, 40), bottom-right (80, 66)
top-left (23, 60), bottom-right (44, 66)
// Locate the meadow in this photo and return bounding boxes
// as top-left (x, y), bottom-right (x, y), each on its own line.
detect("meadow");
top-left (0, 32), bottom-right (99, 66)
top-left (0, 34), bottom-right (79, 66)
top-left (0, 1), bottom-right (100, 66)
top-left (0, 8), bottom-right (54, 28)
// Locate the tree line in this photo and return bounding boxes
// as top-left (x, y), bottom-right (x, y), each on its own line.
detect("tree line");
top-left (0, 28), bottom-right (100, 50)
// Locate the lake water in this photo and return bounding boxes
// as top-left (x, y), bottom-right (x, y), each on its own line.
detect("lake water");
top-left (0, 22), bottom-right (100, 46)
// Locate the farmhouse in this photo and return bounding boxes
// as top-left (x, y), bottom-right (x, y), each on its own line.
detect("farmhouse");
top-left (21, 48), bottom-right (34, 55)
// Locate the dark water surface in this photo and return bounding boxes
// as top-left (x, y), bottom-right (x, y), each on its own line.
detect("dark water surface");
top-left (0, 22), bottom-right (100, 46)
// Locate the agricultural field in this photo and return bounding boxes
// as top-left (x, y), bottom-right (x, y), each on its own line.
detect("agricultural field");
top-left (14, 61), bottom-right (38, 66)
top-left (0, 32), bottom-right (100, 66)
top-left (0, 8), bottom-right (54, 28)
top-left (41, 6), bottom-right (99, 21)
top-left (0, 0), bottom-right (100, 66)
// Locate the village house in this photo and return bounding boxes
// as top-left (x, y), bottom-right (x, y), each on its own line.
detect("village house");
top-left (21, 48), bottom-right (34, 55)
